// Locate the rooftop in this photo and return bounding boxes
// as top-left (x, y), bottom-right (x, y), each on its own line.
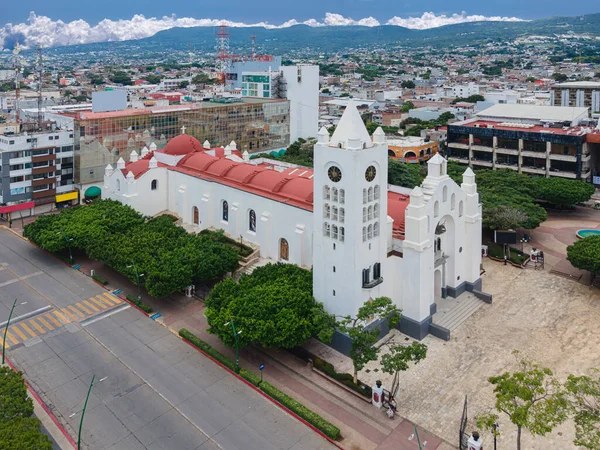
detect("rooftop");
top-left (476, 104), bottom-right (589, 123)
top-left (553, 81), bottom-right (600, 89)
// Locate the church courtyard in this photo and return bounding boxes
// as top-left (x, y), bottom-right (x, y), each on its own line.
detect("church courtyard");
top-left (313, 257), bottom-right (600, 449)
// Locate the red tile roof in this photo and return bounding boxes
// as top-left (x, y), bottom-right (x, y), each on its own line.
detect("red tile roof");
top-left (387, 192), bottom-right (410, 240)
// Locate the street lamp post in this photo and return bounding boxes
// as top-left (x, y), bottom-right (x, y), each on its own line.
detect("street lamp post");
top-left (224, 320), bottom-right (242, 374)
top-left (71, 375), bottom-right (107, 450)
top-left (2, 299), bottom-right (27, 365)
top-left (127, 262), bottom-right (145, 301)
top-left (57, 231), bottom-right (74, 265)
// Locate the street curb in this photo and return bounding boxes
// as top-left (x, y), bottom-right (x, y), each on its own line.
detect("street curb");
top-left (4, 357), bottom-right (77, 449)
top-left (178, 335), bottom-right (345, 450)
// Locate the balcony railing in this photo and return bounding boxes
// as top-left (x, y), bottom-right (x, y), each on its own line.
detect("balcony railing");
top-left (363, 277), bottom-right (384, 289)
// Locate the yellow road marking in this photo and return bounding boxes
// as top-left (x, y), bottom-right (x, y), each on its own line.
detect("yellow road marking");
top-left (57, 310), bottom-right (74, 323)
top-left (11, 326), bottom-right (28, 341)
top-left (38, 316), bottom-right (55, 330)
top-left (101, 293), bottom-right (120, 305)
top-left (4, 331), bottom-right (19, 345)
top-left (82, 299), bottom-right (100, 313)
top-left (89, 296), bottom-right (109, 309)
top-left (29, 319), bottom-right (46, 334)
top-left (74, 302), bottom-right (92, 315)
top-left (67, 305), bottom-right (85, 318)
top-left (19, 323), bottom-right (37, 338)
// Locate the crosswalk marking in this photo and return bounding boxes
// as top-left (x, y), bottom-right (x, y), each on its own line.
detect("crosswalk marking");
top-left (90, 296), bottom-right (110, 308)
top-left (104, 293), bottom-right (122, 305)
top-left (12, 326), bottom-right (28, 341)
top-left (38, 316), bottom-right (55, 330)
top-left (5, 331), bottom-right (18, 345)
top-left (29, 319), bottom-right (46, 334)
top-left (55, 310), bottom-right (72, 324)
top-left (82, 300), bottom-right (100, 313)
top-left (74, 302), bottom-right (92, 315)
top-left (19, 323), bottom-right (37, 338)
top-left (67, 305), bottom-right (85, 318)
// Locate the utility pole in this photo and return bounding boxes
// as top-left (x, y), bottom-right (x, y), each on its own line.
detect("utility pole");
top-left (2, 299), bottom-right (17, 365)
top-left (58, 231), bottom-right (73, 265)
top-left (224, 320), bottom-right (242, 374)
top-left (127, 261), bottom-right (144, 301)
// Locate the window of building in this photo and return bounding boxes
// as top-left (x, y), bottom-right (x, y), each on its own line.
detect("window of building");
top-left (339, 208), bottom-right (345, 223)
top-left (374, 263), bottom-right (381, 279)
top-left (443, 186), bottom-right (448, 202)
top-left (434, 201), bottom-right (439, 218)
top-left (362, 226), bottom-right (367, 242)
top-left (332, 206), bottom-right (338, 221)
top-left (249, 209), bottom-right (256, 232)
top-left (362, 268), bottom-right (371, 286)
top-left (459, 201), bottom-right (464, 218)
top-left (333, 266), bottom-right (336, 273)
top-left (116, 179), bottom-right (121, 192)
top-left (363, 188), bottom-right (367, 204)
top-left (279, 238), bottom-right (289, 261)
top-left (368, 187), bottom-right (374, 202)
top-left (222, 201), bottom-right (229, 222)
top-left (332, 225), bottom-right (338, 240)
top-left (339, 227), bottom-right (345, 242)
top-left (332, 187), bottom-right (338, 202)
top-left (368, 224), bottom-right (373, 240)
top-left (339, 189), bottom-right (345, 204)
top-left (324, 222), bottom-right (331, 237)
top-left (368, 205), bottom-right (373, 221)
top-left (374, 222), bottom-right (380, 237)
top-left (451, 193), bottom-right (456, 210)
top-left (363, 207), bottom-right (367, 223)
top-left (193, 206), bottom-right (199, 225)
top-left (373, 203), bottom-right (379, 219)
top-left (324, 203), bottom-right (330, 219)
top-left (324, 185), bottom-right (330, 200)
top-left (374, 185), bottom-right (380, 200)
top-left (151, 179), bottom-right (158, 190)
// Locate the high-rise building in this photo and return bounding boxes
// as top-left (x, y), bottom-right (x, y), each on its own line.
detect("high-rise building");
top-left (552, 81), bottom-right (600, 113)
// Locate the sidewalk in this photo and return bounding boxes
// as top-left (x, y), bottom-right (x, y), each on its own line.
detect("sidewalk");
top-left (71, 257), bottom-right (453, 450)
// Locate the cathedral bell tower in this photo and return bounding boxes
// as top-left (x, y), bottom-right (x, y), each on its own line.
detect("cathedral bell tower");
top-left (313, 100), bottom-right (389, 318)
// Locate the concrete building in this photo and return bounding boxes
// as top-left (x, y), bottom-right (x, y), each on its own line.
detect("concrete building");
top-left (281, 65), bottom-right (319, 142)
top-left (447, 104), bottom-right (597, 181)
top-left (552, 81), bottom-right (600, 113)
top-left (103, 101), bottom-right (484, 341)
top-left (0, 123), bottom-right (77, 219)
top-left (387, 137), bottom-right (439, 163)
top-left (228, 58), bottom-right (283, 90)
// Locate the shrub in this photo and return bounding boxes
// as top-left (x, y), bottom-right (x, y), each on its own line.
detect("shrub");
top-left (179, 329), bottom-right (235, 371)
top-left (260, 382), bottom-right (341, 440)
top-left (126, 295), bottom-right (153, 314)
top-left (92, 274), bottom-right (108, 285)
top-left (240, 368), bottom-right (262, 387)
top-left (313, 357), bottom-right (371, 398)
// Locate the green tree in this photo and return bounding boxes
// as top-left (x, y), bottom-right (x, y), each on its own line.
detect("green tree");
top-left (110, 71), bottom-right (133, 85)
top-left (486, 205), bottom-right (529, 230)
top-left (337, 297), bottom-right (401, 384)
top-left (380, 341), bottom-right (428, 388)
top-left (321, 88), bottom-right (331, 94)
top-left (340, 92), bottom-right (350, 97)
top-left (535, 177), bottom-right (595, 208)
top-left (477, 354), bottom-right (569, 450)
top-left (552, 73), bottom-right (568, 83)
top-left (565, 370), bottom-right (600, 449)
top-left (205, 263), bottom-right (334, 349)
top-left (401, 101), bottom-right (415, 112)
top-left (178, 80), bottom-right (189, 89)
top-left (451, 94), bottom-right (485, 104)
top-left (0, 418), bottom-right (52, 450)
top-left (401, 80), bottom-right (415, 89)
top-left (387, 160), bottom-right (424, 189)
top-left (366, 122), bottom-right (379, 135)
top-left (526, 77), bottom-right (537, 82)
top-left (145, 74), bottom-right (162, 84)
top-left (0, 368), bottom-right (33, 422)
top-left (567, 236), bottom-right (600, 285)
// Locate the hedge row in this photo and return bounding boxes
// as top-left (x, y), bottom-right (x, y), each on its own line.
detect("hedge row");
top-left (313, 357), bottom-right (372, 398)
top-left (126, 295), bottom-right (154, 314)
top-left (178, 328), bottom-right (340, 440)
top-left (92, 274), bottom-right (108, 285)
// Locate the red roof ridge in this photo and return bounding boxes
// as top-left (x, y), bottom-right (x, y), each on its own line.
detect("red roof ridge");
top-left (272, 177), bottom-right (293, 193)
top-left (241, 168), bottom-right (264, 184)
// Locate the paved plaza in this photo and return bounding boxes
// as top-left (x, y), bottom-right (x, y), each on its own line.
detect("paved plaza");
top-left (0, 227), bottom-right (337, 450)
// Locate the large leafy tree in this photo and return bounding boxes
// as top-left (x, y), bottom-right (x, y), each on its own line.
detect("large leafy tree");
top-left (0, 368), bottom-right (33, 422)
top-left (387, 159), bottom-right (425, 188)
top-left (565, 370), bottom-right (600, 449)
top-left (535, 177), bottom-right (595, 208)
top-left (476, 354), bottom-right (569, 450)
top-left (567, 236), bottom-right (600, 285)
top-left (337, 297), bottom-right (401, 384)
top-left (0, 418), bottom-right (53, 450)
top-left (206, 263), bottom-right (334, 349)
top-left (380, 341), bottom-right (428, 391)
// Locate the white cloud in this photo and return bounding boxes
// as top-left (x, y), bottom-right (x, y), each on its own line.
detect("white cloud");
top-left (0, 11), bottom-right (525, 49)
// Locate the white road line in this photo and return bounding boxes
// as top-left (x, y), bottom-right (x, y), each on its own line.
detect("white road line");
top-left (80, 304), bottom-right (131, 327)
top-left (0, 270), bottom-right (44, 288)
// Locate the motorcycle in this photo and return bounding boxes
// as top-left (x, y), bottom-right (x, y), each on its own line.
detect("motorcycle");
top-left (385, 397), bottom-right (398, 419)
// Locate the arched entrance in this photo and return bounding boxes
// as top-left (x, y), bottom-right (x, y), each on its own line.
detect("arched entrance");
top-left (434, 214), bottom-right (456, 294)
top-left (279, 238), bottom-right (289, 261)
top-left (192, 206), bottom-right (199, 225)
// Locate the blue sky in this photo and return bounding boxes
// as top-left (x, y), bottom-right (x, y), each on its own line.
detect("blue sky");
top-left (3, 0), bottom-right (599, 25)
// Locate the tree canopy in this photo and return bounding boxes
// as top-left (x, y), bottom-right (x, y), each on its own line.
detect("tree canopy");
top-left (566, 370), bottom-right (600, 449)
top-left (567, 235), bottom-right (600, 284)
top-left (535, 177), bottom-right (595, 208)
top-left (24, 200), bottom-right (240, 297)
top-left (206, 263), bottom-right (334, 349)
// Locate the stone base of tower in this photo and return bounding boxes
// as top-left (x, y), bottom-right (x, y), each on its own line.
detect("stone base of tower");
top-left (396, 315), bottom-right (432, 341)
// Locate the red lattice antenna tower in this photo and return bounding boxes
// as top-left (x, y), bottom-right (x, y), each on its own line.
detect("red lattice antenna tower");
top-left (216, 25), bottom-right (231, 87)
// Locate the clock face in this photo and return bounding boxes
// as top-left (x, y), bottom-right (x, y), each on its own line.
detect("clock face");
top-left (328, 166), bottom-right (342, 183)
top-left (365, 165), bottom-right (377, 182)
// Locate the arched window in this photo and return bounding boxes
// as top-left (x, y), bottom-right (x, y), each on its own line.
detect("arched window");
top-left (368, 187), bottom-right (374, 202)
top-left (436, 237), bottom-right (442, 252)
top-left (368, 205), bottom-right (373, 221)
top-left (374, 185), bottom-right (380, 200)
top-left (367, 224), bottom-right (373, 240)
top-left (339, 227), bottom-right (345, 242)
top-left (420, 150), bottom-right (424, 157)
top-left (249, 209), bottom-right (256, 232)
top-left (324, 222), bottom-right (331, 237)
top-left (280, 238), bottom-right (289, 261)
top-left (362, 226), bottom-right (367, 242)
top-left (459, 201), bottom-right (464, 218)
top-left (332, 206), bottom-right (338, 221)
top-left (323, 185), bottom-right (330, 200)
top-left (151, 179), bottom-right (158, 190)
top-left (451, 193), bottom-right (456, 210)
top-left (116, 179), bottom-right (121, 192)
top-left (373, 203), bottom-right (379, 218)
top-left (443, 185), bottom-right (448, 202)
top-left (332, 225), bottom-right (338, 240)
top-left (374, 222), bottom-right (380, 237)
top-left (332, 187), bottom-right (338, 202)
top-left (339, 208), bottom-right (345, 223)
top-left (222, 201), bottom-right (229, 222)
top-left (434, 201), bottom-right (439, 218)
top-left (324, 203), bottom-right (330, 219)
top-left (363, 207), bottom-right (367, 223)
top-left (363, 188), bottom-right (367, 204)
top-left (192, 206), bottom-right (199, 225)
top-left (339, 189), bottom-right (345, 204)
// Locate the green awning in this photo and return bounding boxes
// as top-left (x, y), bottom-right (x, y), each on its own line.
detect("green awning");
top-left (84, 186), bottom-right (101, 198)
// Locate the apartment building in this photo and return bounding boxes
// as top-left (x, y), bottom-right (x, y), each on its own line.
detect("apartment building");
top-left (0, 124), bottom-right (77, 217)
top-left (551, 81), bottom-right (600, 113)
top-left (447, 104), bottom-right (598, 181)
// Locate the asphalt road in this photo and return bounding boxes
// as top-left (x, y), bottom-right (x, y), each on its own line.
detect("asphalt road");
top-left (0, 228), bottom-right (336, 450)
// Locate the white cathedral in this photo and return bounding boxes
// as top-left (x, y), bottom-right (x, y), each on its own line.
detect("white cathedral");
top-left (103, 101), bottom-right (483, 341)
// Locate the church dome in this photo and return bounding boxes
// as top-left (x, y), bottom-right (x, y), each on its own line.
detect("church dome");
top-left (162, 134), bottom-right (201, 156)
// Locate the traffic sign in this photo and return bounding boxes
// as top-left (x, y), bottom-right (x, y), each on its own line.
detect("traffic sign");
top-left (150, 313), bottom-right (162, 320)
top-left (259, 363), bottom-right (265, 371)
